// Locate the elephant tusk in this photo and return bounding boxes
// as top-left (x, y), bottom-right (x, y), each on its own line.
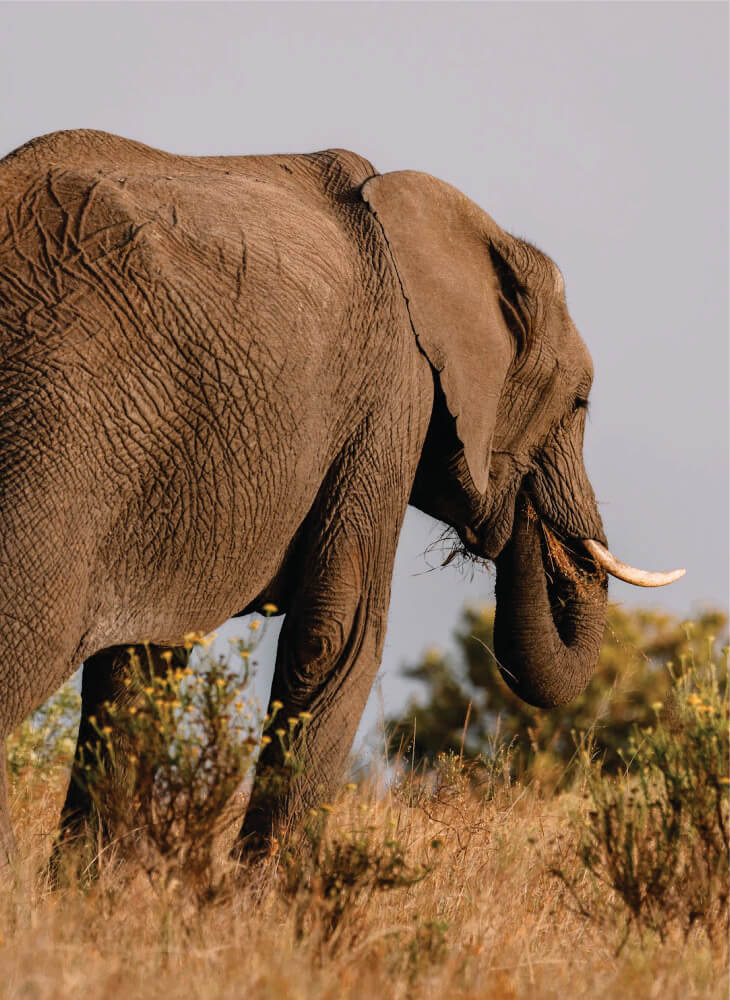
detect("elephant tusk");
top-left (582, 539), bottom-right (686, 588)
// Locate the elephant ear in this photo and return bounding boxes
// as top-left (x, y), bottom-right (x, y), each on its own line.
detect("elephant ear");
top-left (361, 171), bottom-right (516, 495)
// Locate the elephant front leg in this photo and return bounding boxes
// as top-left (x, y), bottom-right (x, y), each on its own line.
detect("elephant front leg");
top-left (238, 596), bottom-right (389, 857)
top-left (235, 466), bottom-right (405, 859)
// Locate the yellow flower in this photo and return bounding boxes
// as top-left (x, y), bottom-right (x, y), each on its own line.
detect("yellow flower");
top-left (234, 702), bottom-right (244, 712)
top-left (651, 702), bottom-right (663, 712)
top-left (346, 782), bottom-right (357, 792)
top-left (298, 711), bottom-right (313, 721)
top-left (271, 700), bottom-right (283, 711)
top-left (260, 735), bottom-right (271, 746)
top-left (274, 728), bottom-right (286, 737)
top-left (262, 603), bottom-right (278, 615)
top-left (161, 651), bottom-right (173, 664)
top-left (249, 620), bottom-right (260, 631)
top-left (320, 804), bottom-right (333, 813)
top-left (719, 777), bottom-right (730, 785)
top-left (686, 694), bottom-right (702, 706)
top-left (143, 687), bottom-right (154, 696)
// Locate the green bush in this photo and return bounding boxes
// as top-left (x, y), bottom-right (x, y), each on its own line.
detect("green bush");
top-left (556, 635), bottom-right (729, 948)
top-left (388, 604), bottom-right (727, 779)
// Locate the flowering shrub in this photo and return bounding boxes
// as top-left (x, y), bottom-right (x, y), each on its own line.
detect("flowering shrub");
top-left (556, 631), bottom-right (729, 948)
top-left (75, 613), bottom-right (293, 897)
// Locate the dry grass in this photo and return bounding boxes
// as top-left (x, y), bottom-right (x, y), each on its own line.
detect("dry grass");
top-left (2, 755), bottom-right (726, 1000)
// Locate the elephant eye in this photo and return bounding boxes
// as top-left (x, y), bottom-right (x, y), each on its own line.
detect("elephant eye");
top-left (574, 396), bottom-right (590, 412)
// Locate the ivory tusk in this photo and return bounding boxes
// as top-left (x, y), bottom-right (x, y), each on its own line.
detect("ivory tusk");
top-left (582, 539), bottom-right (685, 587)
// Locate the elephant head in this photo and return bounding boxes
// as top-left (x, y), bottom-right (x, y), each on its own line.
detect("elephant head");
top-left (362, 171), bottom-right (683, 708)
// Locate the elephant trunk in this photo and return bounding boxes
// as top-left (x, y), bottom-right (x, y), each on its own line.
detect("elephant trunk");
top-left (493, 499), bottom-right (608, 708)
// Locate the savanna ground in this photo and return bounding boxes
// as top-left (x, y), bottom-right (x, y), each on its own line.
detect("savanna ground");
top-left (2, 607), bottom-right (728, 999)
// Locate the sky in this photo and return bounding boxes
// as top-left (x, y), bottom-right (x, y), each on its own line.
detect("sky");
top-left (1, 2), bottom-right (727, 742)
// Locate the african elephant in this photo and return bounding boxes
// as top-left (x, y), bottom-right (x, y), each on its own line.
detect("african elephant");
top-left (0, 130), bottom-right (683, 864)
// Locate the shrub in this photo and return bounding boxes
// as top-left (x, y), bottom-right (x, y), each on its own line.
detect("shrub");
top-left (74, 617), bottom-right (287, 899)
top-left (555, 634), bottom-right (729, 948)
top-left (278, 795), bottom-right (437, 954)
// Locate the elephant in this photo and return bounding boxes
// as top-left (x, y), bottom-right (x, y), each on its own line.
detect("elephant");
top-left (0, 130), bottom-right (684, 865)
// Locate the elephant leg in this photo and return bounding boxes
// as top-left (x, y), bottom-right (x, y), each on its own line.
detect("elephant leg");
top-left (50, 643), bottom-right (188, 874)
top-left (235, 443), bottom-right (411, 858)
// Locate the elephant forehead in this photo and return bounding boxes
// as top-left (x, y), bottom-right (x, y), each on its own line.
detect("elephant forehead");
top-left (546, 304), bottom-right (594, 382)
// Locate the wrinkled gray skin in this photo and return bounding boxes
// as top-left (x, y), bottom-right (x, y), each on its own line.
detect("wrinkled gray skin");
top-left (0, 131), bottom-right (607, 864)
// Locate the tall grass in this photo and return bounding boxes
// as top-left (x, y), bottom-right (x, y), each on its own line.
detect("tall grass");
top-left (1, 616), bottom-right (727, 999)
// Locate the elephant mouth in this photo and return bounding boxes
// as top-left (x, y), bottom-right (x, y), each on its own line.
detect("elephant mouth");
top-left (454, 486), bottom-right (584, 568)
top-left (456, 488), bottom-right (685, 590)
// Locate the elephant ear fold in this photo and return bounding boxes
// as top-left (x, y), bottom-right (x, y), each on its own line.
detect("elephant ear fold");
top-left (361, 171), bottom-right (514, 495)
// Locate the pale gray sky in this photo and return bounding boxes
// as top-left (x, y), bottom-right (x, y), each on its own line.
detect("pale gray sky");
top-left (1, 2), bottom-right (727, 736)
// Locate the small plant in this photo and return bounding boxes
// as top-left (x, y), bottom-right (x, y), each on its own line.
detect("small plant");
top-left (555, 632), bottom-right (729, 949)
top-left (278, 800), bottom-right (437, 954)
top-left (406, 917), bottom-right (449, 977)
top-left (77, 616), bottom-right (278, 899)
top-left (394, 746), bottom-right (512, 853)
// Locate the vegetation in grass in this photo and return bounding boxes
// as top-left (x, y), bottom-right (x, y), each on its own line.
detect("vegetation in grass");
top-left (76, 642), bottom-right (259, 897)
top-left (278, 789), bottom-right (438, 956)
top-left (555, 626), bottom-right (729, 950)
top-left (6, 681), bottom-right (80, 783)
top-left (71, 616), bottom-right (307, 900)
top-left (1, 607), bottom-right (727, 998)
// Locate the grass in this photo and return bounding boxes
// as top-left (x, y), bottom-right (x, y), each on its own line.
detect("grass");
top-left (1, 625), bottom-right (728, 999)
